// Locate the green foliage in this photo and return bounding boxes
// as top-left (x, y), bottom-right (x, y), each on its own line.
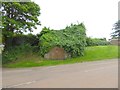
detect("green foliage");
top-left (13, 34), bottom-right (39, 46)
top-left (0, 32), bottom-right (2, 44)
top-left (86, 37), bottom-right (110, 46)
top-left (3, 45), bottom-right (118, 68)
top-left (2, 33), bottom-right (40, 64)
top-left (39, 23), bottom-right (86, 57)
top-left (86, 37), bottom-right (93, 46)
top-left (1, 2), bottom-right (41, 45)
top-left (2, 44), bottom-right (38, 64)
top-left (111, 20), bottom-right (120, 39)
top-left (5, 34), bottom-right (39, 49)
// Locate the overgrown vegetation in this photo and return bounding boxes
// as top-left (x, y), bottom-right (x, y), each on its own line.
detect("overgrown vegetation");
top-left (3, 45), bottom-right (118, 68)
top-left (2, 24), bottom-right (112, 65)
top-left (2, 44), bottom-right (39, 64)
top-left (1, 1), bottom-right (117, 67)
top-left (2, 33), bottom-right (40, 64)
top-left (39, 23), bottom-right (86, 57)
top-left (86, 37), bottom-right (110, 46)
top-left (4, 34), bottom-right (39, 49)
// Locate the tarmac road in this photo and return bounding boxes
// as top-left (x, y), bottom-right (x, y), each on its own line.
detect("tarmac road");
top-left (2, 59), bottom-right (118, 88)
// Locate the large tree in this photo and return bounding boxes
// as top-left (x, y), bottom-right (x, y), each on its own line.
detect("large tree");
top-left (1, 2), bottom-right (41, 44)
top-left (111, 20), bottom-right (120, 39)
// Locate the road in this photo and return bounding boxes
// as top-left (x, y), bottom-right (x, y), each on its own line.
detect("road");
top-left (2, 59), bottom-right (118, 88)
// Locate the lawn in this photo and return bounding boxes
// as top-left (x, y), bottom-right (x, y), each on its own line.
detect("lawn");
top-left (3, 45), bottom-right (119, 68)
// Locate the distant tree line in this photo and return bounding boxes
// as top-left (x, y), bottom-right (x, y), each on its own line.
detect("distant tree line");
top-left (86, 37), bottom-right (109, 46)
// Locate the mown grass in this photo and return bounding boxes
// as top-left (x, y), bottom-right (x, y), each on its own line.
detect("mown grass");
top-left (3, 45), bottom-right (119, 68)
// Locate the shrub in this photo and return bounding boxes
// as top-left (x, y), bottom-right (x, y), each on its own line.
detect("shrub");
top-left (2, 33), bottom-right (40, 64)
top-left (2, 44), bottom-right (39, 64)
top-left (5, 34), bottom-right (39, 49)
top-left (86, 37), bottom-right (110, 46)
top-left (39, 23), bottom-right (87, 58)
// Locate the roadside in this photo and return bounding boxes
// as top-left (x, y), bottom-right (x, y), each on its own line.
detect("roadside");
top-left (3, 45), bottom-right (118, 68)
top-left (2, 59), bottom-right (118, 88)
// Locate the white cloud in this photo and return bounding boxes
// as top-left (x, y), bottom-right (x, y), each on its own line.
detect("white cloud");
top-left (33, 0), bottom-right (119, 39)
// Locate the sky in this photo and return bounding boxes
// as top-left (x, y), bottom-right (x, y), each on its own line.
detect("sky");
top-left (32, 0), bottom-right (119, 40)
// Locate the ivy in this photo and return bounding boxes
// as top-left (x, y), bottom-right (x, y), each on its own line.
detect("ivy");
top-left (39, 23), bottom-right (87, 58)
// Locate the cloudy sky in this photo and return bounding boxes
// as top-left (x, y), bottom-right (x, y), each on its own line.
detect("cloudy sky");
top-left (33, 0), bottom-right (119, 39)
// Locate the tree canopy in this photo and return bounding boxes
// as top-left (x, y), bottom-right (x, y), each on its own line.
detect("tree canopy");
top-left (1, 2), bottom-right (41, 44)
top-left (111, 20), bottom-right (120, 39)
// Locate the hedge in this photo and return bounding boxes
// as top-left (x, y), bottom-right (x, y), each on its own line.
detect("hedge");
top-left (86, 37), bottom-right (110, 46)
top-left (5, 34), bottom-right (39, 49)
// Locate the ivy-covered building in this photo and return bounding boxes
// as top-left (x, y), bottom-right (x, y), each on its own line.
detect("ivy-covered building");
top-left (39, 23), bottom-right (87, 59)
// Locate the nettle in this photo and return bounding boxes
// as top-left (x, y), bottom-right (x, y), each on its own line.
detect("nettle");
top-left (39, 23), bottom-right (87, 58)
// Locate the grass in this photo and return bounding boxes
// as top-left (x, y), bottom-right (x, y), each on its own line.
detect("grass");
top-left (3, 45), bottom-right (119, 68)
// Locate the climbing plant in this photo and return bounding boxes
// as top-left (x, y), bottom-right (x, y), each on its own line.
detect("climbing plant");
top-left (39, 23), bottom-right (87, 58)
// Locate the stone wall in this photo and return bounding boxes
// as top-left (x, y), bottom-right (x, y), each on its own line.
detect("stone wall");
top-left (44, 47), bottom-right (70, 60)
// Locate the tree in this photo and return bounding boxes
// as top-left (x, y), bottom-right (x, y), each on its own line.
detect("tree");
top-left (1, 2), bottom-right (41, 45)
top-left (111, 20), bottom-right (120, 39)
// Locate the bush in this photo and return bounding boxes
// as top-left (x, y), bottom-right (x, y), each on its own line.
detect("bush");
top-left (2, 33), bottom-right (40, 64)
top-left (5, 34), bottom-right (39, 49)
top-left (2, 44), bottom-right (39, 64)
top-left (86, 37), bottom-right (110, 46)
top-left (39, 23), bottom-right (87, 57)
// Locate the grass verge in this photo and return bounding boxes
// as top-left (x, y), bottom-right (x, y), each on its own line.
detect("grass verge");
top-left (3, 45), bottom-right (119, 68)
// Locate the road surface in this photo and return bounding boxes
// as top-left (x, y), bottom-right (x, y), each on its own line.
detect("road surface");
top-left (2, 59), bottom-right (118, 88)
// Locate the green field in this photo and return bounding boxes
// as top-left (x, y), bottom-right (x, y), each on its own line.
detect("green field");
top-left (3, 45), bottom-right (119, 68)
